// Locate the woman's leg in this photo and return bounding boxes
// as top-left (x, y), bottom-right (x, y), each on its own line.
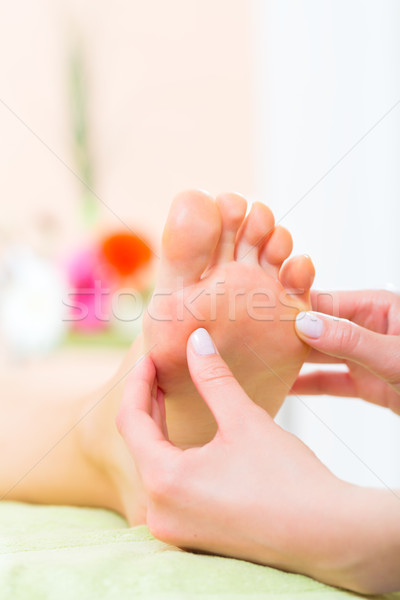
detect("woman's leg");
top-left (0, 335), bottom-right (143, 518)
top-left (0, 190), bottom-right (315, 525)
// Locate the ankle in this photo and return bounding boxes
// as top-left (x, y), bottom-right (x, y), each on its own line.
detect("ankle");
top-left (76, 379), bottom-right (123, 513)
top-left (77, 335), bottom-right (147, 519)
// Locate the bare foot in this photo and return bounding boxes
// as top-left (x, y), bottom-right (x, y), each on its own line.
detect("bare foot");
top-left (80, 190), bottom-right (314, 524)
top-left (143, 190), bottom-right (315, 447)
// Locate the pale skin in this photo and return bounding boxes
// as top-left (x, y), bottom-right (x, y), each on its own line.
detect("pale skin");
top-left (1, 190), bottom-right (315, 522)
top-left (120, 284), bottom-right (400, 591)
top-left (141, 190), bottom-right (315, 447)
top-left (117, 328), bottom-right (400, 595)
top-left (293, 289), bottom-right (400, 415)
top-left (1, 190), bottom-right (399, 592)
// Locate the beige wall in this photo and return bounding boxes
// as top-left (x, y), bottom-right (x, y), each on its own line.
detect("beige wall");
top-left (0, 0), bottom-right (253, 255)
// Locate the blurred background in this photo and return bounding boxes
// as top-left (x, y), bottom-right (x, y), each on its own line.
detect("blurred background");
top-left (0, 0), bottom-right (399, 488)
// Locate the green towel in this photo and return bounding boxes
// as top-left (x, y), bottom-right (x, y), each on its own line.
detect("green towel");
top-left (0, 501), bottom-right (398, 600)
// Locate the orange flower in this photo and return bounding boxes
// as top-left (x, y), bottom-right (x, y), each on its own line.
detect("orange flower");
top-left (101, 232), bottom-right (152, 276)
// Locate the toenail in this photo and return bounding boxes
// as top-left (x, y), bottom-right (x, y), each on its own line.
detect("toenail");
top-left (296, 312), bottom-right (323, 338)
top-left (190, 328), bottom-right (217, 356)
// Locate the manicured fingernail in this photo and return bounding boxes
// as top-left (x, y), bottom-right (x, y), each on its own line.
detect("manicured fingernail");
top-left (296, 311), bottom-right (324, 338)
top-left (190, 328), bottom-right (216, 355)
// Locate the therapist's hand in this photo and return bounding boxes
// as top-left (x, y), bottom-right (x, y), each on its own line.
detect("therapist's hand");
top-left (116, 328), bottom-right (361, 591)
top-left (293, 289), bottom-right (400, 415)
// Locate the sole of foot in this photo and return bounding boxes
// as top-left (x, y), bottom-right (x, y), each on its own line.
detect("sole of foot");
top-left (143, 190), bottom-right (315, 447)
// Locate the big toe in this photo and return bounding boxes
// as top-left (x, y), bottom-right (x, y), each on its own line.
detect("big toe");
top-left (279, 254), bottom-right (315, 305)
top-left (158, 189), bottom-right (221, 288)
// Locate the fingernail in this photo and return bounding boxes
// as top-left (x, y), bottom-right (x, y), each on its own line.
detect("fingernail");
top-left (296, 311), bottom-right (324, 338)
top-left (190, 328), bottom-right (217, 355)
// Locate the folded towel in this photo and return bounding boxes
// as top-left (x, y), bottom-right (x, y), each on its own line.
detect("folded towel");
top-left (0, 501), bottom-right (398, 600)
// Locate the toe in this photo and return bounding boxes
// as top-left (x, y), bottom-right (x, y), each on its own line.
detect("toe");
top-left (279, 254), bottom-right (315, 304)
top-left (211, 192), bottom-right (247, 265)
top-left (260, 225), bottom-right (293, 273)
top-left (235, 202), bottom-right (275, 265)
top-left (159, 189), bottom-right (221, 287)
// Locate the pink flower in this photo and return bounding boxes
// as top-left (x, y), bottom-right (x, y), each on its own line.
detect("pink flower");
top-left (67, 248), bottom-right (115, 331)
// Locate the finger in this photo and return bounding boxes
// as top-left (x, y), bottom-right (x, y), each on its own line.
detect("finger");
top-left (187, 328), bottom-right (268, 436)
top-left (156, 387), bottom-right (169, 441)
top-left (295, 311), bottom-right (400, 384)
top-left (310, 289), bottom-right (360, 319)
top-left (291, 371), bottom-right (357, 397)
top-left (116, 356), bottom-right (177, 473)
top-left (310, 288), bottom-right (397, 324)
top-left (151, 395), bottom-right (164, 431)
top-left (148, 378), bottom-right (169, 440)
top-left (149, 378), bottom-right (160, 426)
top-left (310, 289), bottom-right (372, 320)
